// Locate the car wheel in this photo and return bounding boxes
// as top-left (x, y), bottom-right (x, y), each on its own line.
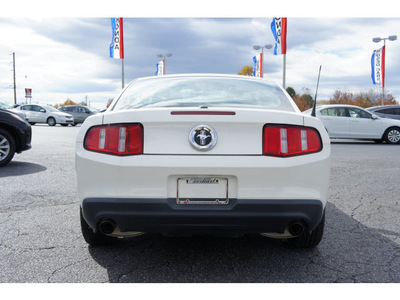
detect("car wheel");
top-left (47, 117), bottom-right (56, 126)
top-left (28, 122), bottom-right (36, 125)
top-left (285, 210), bottom-right (325, 248)
top-left (0, 129), bottom-right (16, 167)
top-left (72, 123), bottom-right (77, 126)
top-left (384, 127), bottom-right (400, 144)
top-left (80, 208), bottom-right (117, 246)
top-left (61, 124), bottom-right (68, 127)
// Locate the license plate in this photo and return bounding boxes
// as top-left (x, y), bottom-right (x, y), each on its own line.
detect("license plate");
top-left (177, 177), bottom-right (229, 204)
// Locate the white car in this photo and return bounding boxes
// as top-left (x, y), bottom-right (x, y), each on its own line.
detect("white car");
top-left (76, 74), bottom-right (331, 248)
top-left (305, 104), bottom-right (400, 144)
top-left (11, 104), bottom-right (74, 126)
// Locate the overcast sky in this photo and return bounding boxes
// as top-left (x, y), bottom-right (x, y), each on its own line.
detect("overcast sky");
top-left (1, 1), bottom-right (400, 109)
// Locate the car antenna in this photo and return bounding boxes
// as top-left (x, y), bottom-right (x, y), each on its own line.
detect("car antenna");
top-left (311, 65), bottom-right (322, 117)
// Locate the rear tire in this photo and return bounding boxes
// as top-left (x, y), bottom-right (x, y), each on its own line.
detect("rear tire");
top-left (0, 129), bottom-right (16, 167)
top-left (285, 211), bottom-right (325, 248)
top-left (80, 208), bottom-right (117, 246)
top-left (384, 127), bottom-right (400, 144)
top-left (47, 117), bottom-right (56, 126)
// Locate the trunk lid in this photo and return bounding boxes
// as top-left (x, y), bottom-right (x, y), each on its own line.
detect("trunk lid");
top-left (102, 107), bottom-right (304, 155)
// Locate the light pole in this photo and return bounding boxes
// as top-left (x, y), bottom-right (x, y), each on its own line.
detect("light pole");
top-left (253, 44), bottom-right (272, 78)
top-left (156, 53), bottom-right (173, 75)
top-left (372, 35), bottom-right (397, 105)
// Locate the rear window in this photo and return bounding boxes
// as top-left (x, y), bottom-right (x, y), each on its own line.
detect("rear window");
top-left (112, 77), bottom-right (295, 112)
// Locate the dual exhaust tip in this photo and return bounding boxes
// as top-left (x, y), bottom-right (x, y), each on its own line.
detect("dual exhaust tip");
top-left (288, 221), bottom-right (305, 236)
top-left (99, 219), bottom-right (116, 235)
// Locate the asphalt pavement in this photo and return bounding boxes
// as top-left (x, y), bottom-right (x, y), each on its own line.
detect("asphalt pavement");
top-left (0, 125), bottom-right (399, 283)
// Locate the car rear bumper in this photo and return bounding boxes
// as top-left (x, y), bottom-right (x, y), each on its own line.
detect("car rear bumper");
top-left (81, 197), bottom-right (324, 235)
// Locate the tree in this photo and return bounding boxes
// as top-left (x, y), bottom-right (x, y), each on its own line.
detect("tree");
top-left (320, 89), bottom-right (398, 108)
top-left (106, 98), bottom-right (114, 108)
top-left (238, 66), bottom-right (253, 76)
top-left (286, 87), bottom-right (296, 99)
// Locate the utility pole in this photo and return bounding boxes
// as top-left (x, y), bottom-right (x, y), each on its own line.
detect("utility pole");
top-left (12, 52), bottom-right (17, 105)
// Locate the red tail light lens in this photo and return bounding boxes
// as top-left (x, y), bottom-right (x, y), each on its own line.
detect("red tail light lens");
top-left (263, 125), bottom-right (322, 157)
top-left (84, 124), bottom-right (143, 155)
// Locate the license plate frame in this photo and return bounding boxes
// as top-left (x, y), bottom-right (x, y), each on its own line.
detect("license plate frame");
top-left (177, 177), bottom-right (229, 205)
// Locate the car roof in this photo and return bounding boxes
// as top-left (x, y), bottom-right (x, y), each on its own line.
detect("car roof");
top-left (130, 73), bottom-right (279, 86)
top-left (316, 104), bottom-right (367, 110)
top-left (367, 105), bottom-right (400, 110)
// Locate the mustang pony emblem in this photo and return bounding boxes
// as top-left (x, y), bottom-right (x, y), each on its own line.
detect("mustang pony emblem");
top-left (189, 125), bottom-right (217, 150)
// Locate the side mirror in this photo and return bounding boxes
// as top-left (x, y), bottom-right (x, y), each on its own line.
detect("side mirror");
top-left (40, 109), bottom-right (46, 113)
top-left (371, 115), bottom-right (378, 120)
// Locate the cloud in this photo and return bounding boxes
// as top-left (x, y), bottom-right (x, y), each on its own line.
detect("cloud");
top-left (1, 17), bottom-right (399, 109)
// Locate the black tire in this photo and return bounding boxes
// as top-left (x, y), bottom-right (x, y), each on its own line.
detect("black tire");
top-left (47, 117), bottom-right (56, 126)
top-left (383, 127), bottom-right (400, 144)
top-left (28, 122), bottom-right (36, 125)
top-left (285, 211), bottom-right (325, 248)
top-left (72, 123), bottom-right (77, 126)
top-left (80, 208), bottom-right (117, 246)
top-left (61, 124), bottom-right (68, 127)
top-left (0, 129), bottom-right (16, 167)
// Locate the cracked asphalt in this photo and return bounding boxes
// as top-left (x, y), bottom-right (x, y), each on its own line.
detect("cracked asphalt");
top-left (0, 125), bottom-right (399, 283)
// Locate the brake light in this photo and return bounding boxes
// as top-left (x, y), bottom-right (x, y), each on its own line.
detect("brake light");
top-left (84, 124), bottom-right (143, 155)
top-left (263, 125), bottom-right (322, 157)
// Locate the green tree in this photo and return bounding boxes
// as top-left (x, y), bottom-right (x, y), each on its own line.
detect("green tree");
top-left (300, 88), bottom-right (314, 108)
top-left (286, 86), bottom-right (296, 99)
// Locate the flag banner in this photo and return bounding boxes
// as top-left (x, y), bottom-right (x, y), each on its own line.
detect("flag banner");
top-left (110, 18), bottom-right (124, 59)
top-left (271, 17), bottom-right (287, 55)
top-left (253, 53), bottom-right (262, 77)
top-left (371, 46), bottom-right (385, 87)
top-left (156, 60), bottom-right (165, 76)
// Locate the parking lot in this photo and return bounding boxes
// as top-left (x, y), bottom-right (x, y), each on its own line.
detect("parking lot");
top-left (0, 124), bottom-right (399, 283)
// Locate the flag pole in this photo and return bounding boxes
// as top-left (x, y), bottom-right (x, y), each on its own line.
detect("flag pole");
top-left (122, 58), bottom-right (125, 89)
top-left (382, 40), bottom-right (385, 105)
top-left (282, 53), bottom-right (286, 89)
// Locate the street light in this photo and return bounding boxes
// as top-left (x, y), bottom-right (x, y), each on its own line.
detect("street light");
top-left (253, 44), bottom-right (272, 78)
top-left (156, 53), bottom-right (173, 75)
top-left (372, 35), bottom-right (397, 105)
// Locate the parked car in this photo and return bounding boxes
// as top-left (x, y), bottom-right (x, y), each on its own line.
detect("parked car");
top-left (76, 74), bottom-right (331, 248)
top-left (0, 103), bottom-right (28, 121)
top-left (366, 105), bottom-right (400, 120)
top-left (0, 108), bottom-right (32, 167)
top-left (304, 104), bottom-right (400, 144)
top-left (11, 104), bottom-right (74, 126)
top-left (0, 103), bottom-right (11, 109)
top-left (58, 105), bottom-right (97, 125)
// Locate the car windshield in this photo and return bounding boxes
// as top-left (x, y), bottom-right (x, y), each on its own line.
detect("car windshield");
top-left (43, 105), bottom-right (59, 112)
top-left (112, 77), bottom-right (295, 112)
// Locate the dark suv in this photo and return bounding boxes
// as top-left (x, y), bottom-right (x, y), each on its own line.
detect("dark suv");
top-left (367, 105), bottom-right (400, 120)
top-left (0, 109), bottom-right (32, 167)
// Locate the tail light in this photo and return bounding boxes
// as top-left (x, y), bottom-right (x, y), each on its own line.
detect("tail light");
top-left (84, 124), bottom-right (143, 155)
top-left (263, 125), bottom-right (322, 157)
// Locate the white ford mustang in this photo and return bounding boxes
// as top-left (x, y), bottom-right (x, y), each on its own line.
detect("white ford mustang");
top-left (76, 74), bottom-right (331, 248)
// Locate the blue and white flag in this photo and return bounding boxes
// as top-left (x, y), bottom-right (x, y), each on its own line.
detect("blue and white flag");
top-left (371, 46), bottom-right (385, 87)
top-left (155, 60), bottom-right (165, 76)
top-left (270, 18), bottom-right (287, 55)
top-left (253, 53), bottom-right (262, 77)
top-left (110, 18), bottom-right (124, 59)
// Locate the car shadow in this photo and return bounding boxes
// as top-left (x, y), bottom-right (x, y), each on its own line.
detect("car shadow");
top-left (0, 161), bottom-right (47, 178)
top-left (87, 202), bottom-right (400, 283)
